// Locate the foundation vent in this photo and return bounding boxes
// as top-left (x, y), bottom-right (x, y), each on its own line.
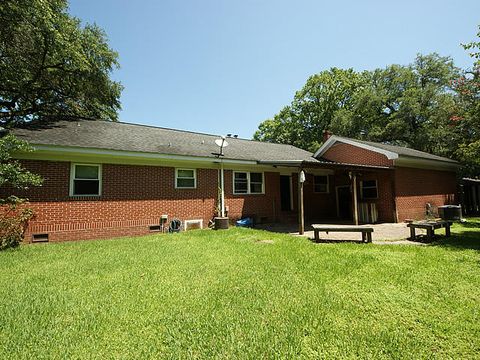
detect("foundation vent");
top-left (32, 233), bottom-right (49, 242)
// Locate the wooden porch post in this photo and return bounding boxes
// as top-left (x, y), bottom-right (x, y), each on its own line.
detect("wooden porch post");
top-left (351, 172), bottom-right (359, 225)
top-left (298, 170), bottom-right (305, 235)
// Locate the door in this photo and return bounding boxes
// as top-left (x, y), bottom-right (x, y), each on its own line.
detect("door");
top-left (280, 176), bottom-right (292, 211)
top-left (337, 186), bottom-right (352, 220)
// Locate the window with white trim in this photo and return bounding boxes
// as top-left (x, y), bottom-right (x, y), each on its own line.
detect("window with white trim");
top-left (176, 169), bottom-right (196, 189)
top-left (361, 180), bottom-right (378, 199)
top-left (233, 172), bottom-right (264, 194)
top-left (314, 175), bottom-right (329, 193)
top-left (70, 164), bottom-right (101, 196)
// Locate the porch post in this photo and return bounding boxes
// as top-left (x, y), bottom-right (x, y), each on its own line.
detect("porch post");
top-left (351, 172), bottom-right (359, 225)
top-left (298, 169), bottom-right (305, 235)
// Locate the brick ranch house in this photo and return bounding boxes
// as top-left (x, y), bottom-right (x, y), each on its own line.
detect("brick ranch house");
top-left (3, 120), bottom-right (459, 242)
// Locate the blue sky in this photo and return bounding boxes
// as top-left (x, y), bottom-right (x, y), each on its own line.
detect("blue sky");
top-left (69, 0), bottom-right (480, 138)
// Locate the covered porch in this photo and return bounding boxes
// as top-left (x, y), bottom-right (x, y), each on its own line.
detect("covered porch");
top-left (261, 160), bottom-right (396, 234)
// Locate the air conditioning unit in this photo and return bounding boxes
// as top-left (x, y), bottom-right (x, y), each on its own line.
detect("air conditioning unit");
top-left (358, 203), bottom-right (378, 223)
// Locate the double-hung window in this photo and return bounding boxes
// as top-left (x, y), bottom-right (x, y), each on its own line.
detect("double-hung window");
top-left (70, 164), bottom-right (101, 196)
top-left (233, 172), bottom-right (264, 194)
top-left (313, 175), bottom-right (329, 193)
top-left (176, 169), bottom-right (196, 189)
top-left (361, 180), bottom-right (378, 199)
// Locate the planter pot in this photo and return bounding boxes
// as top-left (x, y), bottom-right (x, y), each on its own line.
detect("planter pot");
top-left (214, 217), bottom-right (229, 230)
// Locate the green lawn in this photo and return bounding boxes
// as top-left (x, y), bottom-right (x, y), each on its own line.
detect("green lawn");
top-left (1, 221), bottom-right (479, 359)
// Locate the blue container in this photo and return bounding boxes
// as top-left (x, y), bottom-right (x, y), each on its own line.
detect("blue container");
top-left (236, 217), bottom-right (253, 228)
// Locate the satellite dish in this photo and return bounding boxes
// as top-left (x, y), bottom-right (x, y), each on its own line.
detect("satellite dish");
top-left (215, 138), bottom-right (229, 148)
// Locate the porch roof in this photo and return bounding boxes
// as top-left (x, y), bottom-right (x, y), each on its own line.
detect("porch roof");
top-left (258, 159), bottom-right (393, 171)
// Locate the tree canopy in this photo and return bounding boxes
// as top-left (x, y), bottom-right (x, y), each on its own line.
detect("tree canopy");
top-left (0, 0), bottom-right (123, 128)
top-left (454, 26), bottom-right (480, 176)
top-left (0, 0), bottom-right (122, 248)
top-left (254, 30), bottom-right (480, 176)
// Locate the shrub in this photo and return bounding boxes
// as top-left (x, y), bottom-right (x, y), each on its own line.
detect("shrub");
top-left (0, 196), bottom-right (33, 250)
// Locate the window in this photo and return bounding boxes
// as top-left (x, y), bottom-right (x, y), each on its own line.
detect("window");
top-left (233, 172), bottom-right (264, 194)
top-left (250, 172), bottom-right (263, 194)
top-left (176, 169), bottom-right (196, 188)
top-left (314, 175), bottom-right (329, 193)
top-left (234, 172), bottom-right (248, 194)
top-left (361, 180), bottom-right (378, 199)
top-left (70, 164), bottom-right (101, 196)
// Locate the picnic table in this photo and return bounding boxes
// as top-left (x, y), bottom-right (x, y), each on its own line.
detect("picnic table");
top-left (407, 220), bottom-right (452, 241)
top-left (311, 224), bottom-right (374, 243)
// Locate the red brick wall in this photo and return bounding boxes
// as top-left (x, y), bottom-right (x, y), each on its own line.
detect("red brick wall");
top-left (321, 142), bottom-right (393, 167)
top-left (357, 170), bottom-right (396, 223)
top-left (224, 170), bottom-right (282, 223)
top-left (394, 167), bottom-right (457, 221)
top-left (2, 160), bottom-right (282, 242)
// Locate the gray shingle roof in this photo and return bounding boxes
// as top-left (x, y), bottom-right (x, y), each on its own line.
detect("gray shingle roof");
top-left (333, 136), bottom-right (458, 164)
top-left (13, 120), bottom-right (317, 162)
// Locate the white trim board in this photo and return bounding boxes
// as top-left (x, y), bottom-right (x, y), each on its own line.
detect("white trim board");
top-left (314, 136), bottom-right (459, 171)
top-left (314, 136), bottom-right (398, 160)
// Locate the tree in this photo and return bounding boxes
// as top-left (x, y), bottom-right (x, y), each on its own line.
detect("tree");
top-left (0, 0), bottom-right (123, 127)
top-left (0, 0), bottom-right (122, 248)
top-left (453, 25), bottom-right (480, 177)
top-left (254, 68), bottom-right (366, 151)
top-left (0, 134), bottom-right (42, 249)
top-left (254, 54), bottom-right (461, 158)
top-left (343, 54), bottom-right (460, 155)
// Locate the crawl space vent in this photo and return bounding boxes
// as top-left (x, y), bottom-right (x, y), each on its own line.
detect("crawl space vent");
top-left (32, 233), bottom-right (49, 242)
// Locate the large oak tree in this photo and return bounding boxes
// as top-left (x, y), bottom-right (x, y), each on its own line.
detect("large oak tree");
top-left (0, 0), bottom-right (123, 248)
top-left (0, 0), bottom-right (122, 128)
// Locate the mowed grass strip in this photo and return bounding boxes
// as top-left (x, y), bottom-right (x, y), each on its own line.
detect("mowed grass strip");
top-left (0, 220), bottom-right (479, 359)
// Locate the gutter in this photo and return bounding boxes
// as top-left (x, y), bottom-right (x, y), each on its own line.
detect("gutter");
top-left (25, 144), bottom-right (258, 165)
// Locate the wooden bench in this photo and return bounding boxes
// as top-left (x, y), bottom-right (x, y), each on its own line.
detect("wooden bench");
top-left (311, 224), bottom-right (374, 243)
top-left (407, 221), bottom-right (452, 242)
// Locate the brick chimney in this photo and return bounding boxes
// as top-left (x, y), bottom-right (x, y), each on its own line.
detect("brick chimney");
top-left (323, 130), bottom-right (332, 142)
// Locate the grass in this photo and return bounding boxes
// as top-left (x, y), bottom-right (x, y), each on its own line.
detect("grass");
top-left (0, 220), bottom-right (479, 359)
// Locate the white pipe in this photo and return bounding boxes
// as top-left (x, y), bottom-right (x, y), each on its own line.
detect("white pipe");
top-left (220, 160), bottom-right (225, 217)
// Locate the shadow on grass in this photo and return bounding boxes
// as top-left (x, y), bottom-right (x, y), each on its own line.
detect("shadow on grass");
top-left (456, 221), bottom-right (480, 229)
top-left (432, 230), bottom-right (480, 251)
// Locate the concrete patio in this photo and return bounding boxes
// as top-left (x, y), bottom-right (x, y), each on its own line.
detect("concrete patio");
top-left (257, 222), bottom-right (435, 245)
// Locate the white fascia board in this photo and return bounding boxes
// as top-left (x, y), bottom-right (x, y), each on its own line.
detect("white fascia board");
top-left (313, 136), bottom-right (338, 158)
top-left (26, 144), bottom-right (258, 165)
top-left (394, 156), bottom-right (459, 171)
top-left (257, 160), bottom-right (304, 166)
top-left (313, 136), bottom-right (399, 160)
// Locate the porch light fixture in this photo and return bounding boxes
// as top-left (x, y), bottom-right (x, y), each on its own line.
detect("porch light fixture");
top-left (299, 170), bottom-right (306, 183)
